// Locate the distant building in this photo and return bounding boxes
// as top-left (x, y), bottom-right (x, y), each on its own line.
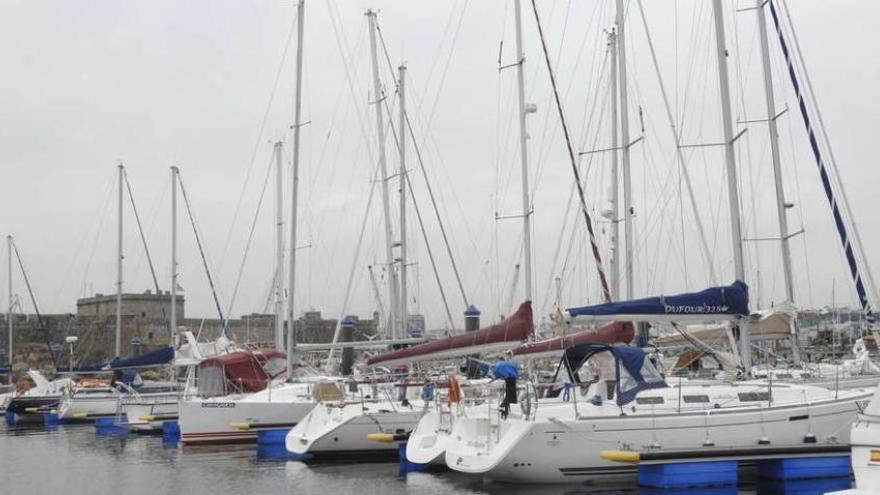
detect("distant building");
top-left (295, 310), bottom-right (377, 343)
top-left (76, 290), bottom-right (184, 320)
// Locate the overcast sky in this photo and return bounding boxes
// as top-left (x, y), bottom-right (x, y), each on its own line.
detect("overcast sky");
top-left (2, 0), bottom-right (879, 330)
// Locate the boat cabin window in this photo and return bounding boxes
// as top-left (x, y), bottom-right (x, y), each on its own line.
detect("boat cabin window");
top-left (618, 352), bottom-right (665, 402)
top-left (261, 356), bottom-right (288, 379)
top-left (197, 366), bottom-right (227, 397)
top-left (737, 391), bottom-right (770, 402)
top-left (682, 395), bottom-right (710, 403)
top-left (636, 396), bottom-right (664, 405)
top-left (775, 373), bottom-right (793, 379)
top-left (576, 351), bottom-right (616, 384)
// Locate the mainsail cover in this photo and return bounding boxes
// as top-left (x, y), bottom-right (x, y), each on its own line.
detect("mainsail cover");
top-left (513, 321), bottom-right (634, 358)
top-left (367, 301), bottom-right (533, 367)
top-left (567, 281), bottom-right (749, 322)
top-left (108, 346), bottom-right (175, 369)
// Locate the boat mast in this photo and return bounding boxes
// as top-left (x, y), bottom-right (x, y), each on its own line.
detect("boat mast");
top-left (6, 234), bottom-right (12, 383)
top-left (288, 0), bottom-right (304, 377)
top-left (366, 10), bottom-right (399, 339)
top-left (513, 0), bottom-right (534, 306)
top-left (712, 0), bottom-right (751, 371)
top-left (755, 0), bottom-right (799, 365)
top-left (398, 64), bottom-right (408, 338)
top-left (617, 0), bottom-right (634, 300)
top-left (608, 27), bottom-right (620, 301)
top-left (274, 141), bottom-right (285, 351)
top-left (116, 163), bottom-right (123, 357)
top-left (170, 166), bottom-right (178, 340)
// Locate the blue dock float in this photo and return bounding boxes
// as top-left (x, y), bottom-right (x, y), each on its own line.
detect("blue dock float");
top-left (638, 460), bottom-right (737, 489)
top-left (601, 443), bottom-right (852, 489)
top-left (756, 455), bottom-right (851, 480)
top-left (256, 428), bottom-right (289, 446)
top-left (639, 487), bottom-right (737, 495)
top-left (95, 416), bottom-right (128, 436)
top-left (162, 420), bottom-right (180, 443)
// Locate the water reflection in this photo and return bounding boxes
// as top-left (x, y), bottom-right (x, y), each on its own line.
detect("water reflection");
top-left (0, 423), bottom-right (853, 495)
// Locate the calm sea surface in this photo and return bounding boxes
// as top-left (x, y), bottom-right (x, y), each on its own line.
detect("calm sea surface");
top-left (0, 422), bottom-right (852, 495)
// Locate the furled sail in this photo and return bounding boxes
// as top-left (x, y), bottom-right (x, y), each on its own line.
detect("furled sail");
top-left (512, 321), bottom-right (634, 359)
top-left (367, 301), bottom-right (533, 367)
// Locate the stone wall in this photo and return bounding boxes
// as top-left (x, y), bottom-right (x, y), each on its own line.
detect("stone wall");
top-left (0, 309), bottom-right (377, 373)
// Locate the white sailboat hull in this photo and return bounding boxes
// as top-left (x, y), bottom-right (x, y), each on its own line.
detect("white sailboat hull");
top-left (122, 399), bottom-right (180, 432)
top-left (406, 409), bottom-right (455, 465)
top-left (286, 401), bottom-right (424, 458)
top-left (178, 382), bottom-right (320, 444)
top-left (58, 393), bottom-right (122, 420)
top-left (446, 389), bottom-right (871, 483)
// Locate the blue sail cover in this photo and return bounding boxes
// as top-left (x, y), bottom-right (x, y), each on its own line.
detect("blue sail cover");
top-left (567, 281), bottom-right (749, 320)
top-left (108, 346), bottom-right (174, 369)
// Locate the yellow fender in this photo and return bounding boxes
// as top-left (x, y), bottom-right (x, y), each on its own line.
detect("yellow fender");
top-left (366, 433), bottom-right (396, 443)
top-left (599, 450), bottom-right (641, 464)
top-left (229, 422), bottom-right (252, 430)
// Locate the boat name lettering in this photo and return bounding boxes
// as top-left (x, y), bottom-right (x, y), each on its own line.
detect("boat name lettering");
top-left (664, 304), bottom-right (729, 314)
top-left (201, 402), bottom-right (235, 408)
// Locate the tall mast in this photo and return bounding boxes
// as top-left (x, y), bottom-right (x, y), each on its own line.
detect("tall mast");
top-left (6, 234), bottom-right (12, 383)
top-left (608, 28), bottom-right (620, 301)
top-left (513, 0), bottom-right (534, 305)
top-left (756, 0), bottom-right (798, 364)
top-left (617, 0), bottom-right (634, 300)
top-left (170, 166), bottom-right (178, 339)
top-left (116, 163), bottom-right (123, 357)
top-left (274, 141), bottom-right (285, 351)
top-left (712, 0), bottom-right (750, 371)
top-left (398, 64), bottom-right (408, 338)
top-left (287, 0), bottom-right (304, 377)
top-left (366, 10), bottom-right (399, 339)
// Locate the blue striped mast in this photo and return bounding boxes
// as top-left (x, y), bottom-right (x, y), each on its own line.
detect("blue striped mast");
top-left (768, 0), bottom-right (876, 324)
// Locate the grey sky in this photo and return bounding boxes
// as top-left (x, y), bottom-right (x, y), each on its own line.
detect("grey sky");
top-left (1, 0), bottom-right (878, 330)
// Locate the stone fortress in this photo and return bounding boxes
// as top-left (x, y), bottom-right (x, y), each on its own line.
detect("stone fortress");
top-left (0, 290), bottom-right (387, 372)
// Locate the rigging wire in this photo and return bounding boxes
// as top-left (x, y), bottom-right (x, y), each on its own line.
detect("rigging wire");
top-left (76, 177), bottom-right (115, 298)
top-left (636, 0), bottom-right (718, 285)
top-left (224, 151), bottom-right (276, 321)
top-left (374, 14), bottom-right (472, 319)
top-left (10, 239), bottom-right (57, 369)
top-left (176, 171), bottom-right (226, 326)
top-left (529, 0), bottom-right (612, 303)
top-left (217, 7), bottom-right (298, 275)
top-left (122, 168), bottom-right (169, 334)
top-left (122, 169), bottom-right (162, 300)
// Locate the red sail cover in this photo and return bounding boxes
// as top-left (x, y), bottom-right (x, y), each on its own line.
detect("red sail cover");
top-left (367, 301), bottom-right (533, 367)
top-left (198, 349), bottom-right (286, 394)
top-left (512, 321), bottom-right (634, 358)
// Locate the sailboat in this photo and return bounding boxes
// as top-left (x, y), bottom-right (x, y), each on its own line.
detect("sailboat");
top-left (56, 346), bottom-right (179, 422)
top-left (4, 370), bottom-right (74, 424)
top-left (285, 301), bottom-right (533, 459)
top-left (404, 319), bottom-right (633, 465)
top-left (443, 282), bottom-right (873, 482)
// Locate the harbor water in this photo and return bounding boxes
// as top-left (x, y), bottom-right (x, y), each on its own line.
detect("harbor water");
top-left (0, 422), bottom-right (854, 495)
